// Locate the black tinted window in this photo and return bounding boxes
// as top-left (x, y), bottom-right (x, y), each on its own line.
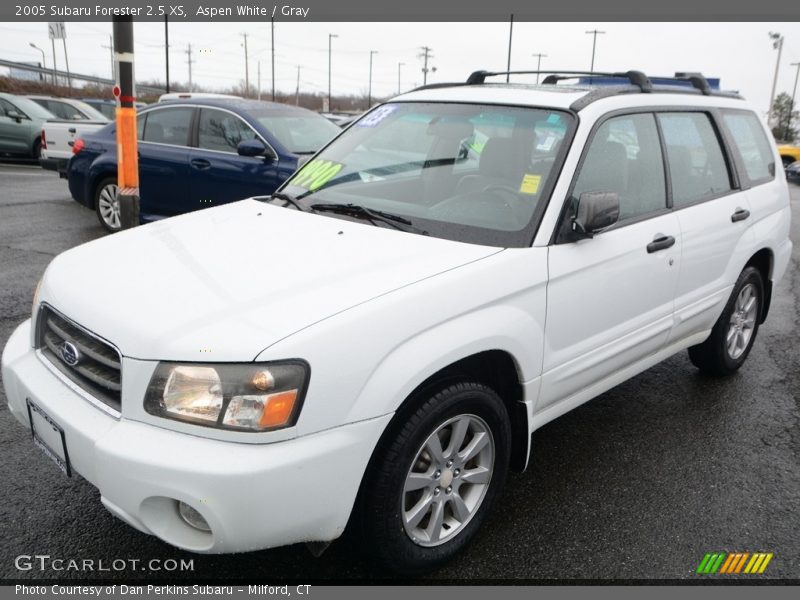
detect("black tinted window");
top-left (198, 108), bottom-right (257, 152)
top-left (143, 107), bottom-right (193, 146)
top-left (658, 112), bottom-right (731, 207)
top-left (573, 113), bottom-right (666, 221)
top-left (722, 110), bottom-right (775, 184)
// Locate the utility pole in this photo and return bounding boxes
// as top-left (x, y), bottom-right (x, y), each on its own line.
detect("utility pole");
top-left (61, 29), bottom-right (72, 90)
top-left (419, 46), bottom-right (434, 85)
top-left (271, 18), bottom-right (275, 101)
top-left (295, 65), bottom-right (301, 106)
top-left (368, 50), bottom-right (378, 108)
top-left (789, 61), bottom-right (800, 140)
top-left (585, 29), bottom-right (605, 72)
top-left (241, 32), bottom-right (249, 98)
top-left (101, 35), bottom-right (114, 81)
top-left (768, 32), bottom-right (784, 126)
top-left (328, 33), bottom-right (338, 112)
top-left (112, 16), bottom-right (139, 229)
top-left (164, 15), bottom-right (170, 93)
top-left (186, 44), bottom-right (193, 92)
top-left (50, 36), bottom-right (57, 86)
top-left (506, 14), bottom-right (513, 82)
top-left (531, 52), bottom-right (547, 83)
top-left (397, 62), bottom-right (404, 95)
top-left (257, 60), bottom-right (261, 100)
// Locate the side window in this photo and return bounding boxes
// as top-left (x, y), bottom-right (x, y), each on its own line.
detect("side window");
top-left (722, 110), bottom-right (775, 185)
top-left (53, 101), bottom-right (83, 120)
top-left (658, 113), bottom-right (731, 207)
top-left (198, 108), bottom-right (257, 152)
top-left (137, 113), bottom-right (147, 140)
top-left (0, 98), bottom-right (14, 117)
top-left (573, 113), bottom-right (666, 221)
top-left (142, 107), bottom-right (193, 146)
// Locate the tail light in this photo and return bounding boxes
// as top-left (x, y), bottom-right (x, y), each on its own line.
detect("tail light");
top-left (41, 129), bottom-right (47, 150)
top-left (72, 138), bottom-right (85, 155)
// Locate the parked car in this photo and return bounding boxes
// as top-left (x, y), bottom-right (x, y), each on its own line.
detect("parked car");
top-left (27, 95), bottom-right (109, 122)
top-left (79, 98), bottom-right (148, 120)
top-left (67, 98), bottom-right (341, 231)
top-left (0, 92), bottom-right (54, 158)
top-left (2, 70), bottom-right (791, 574)
top-left (776, 143), bottom-right (800, 167)
top-left (40, 119), bottom-right (107, 176)
top-left (785, 159), bottom-right (800, 183)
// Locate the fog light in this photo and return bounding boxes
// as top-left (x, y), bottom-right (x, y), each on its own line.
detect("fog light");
top-left (178, 501), bottom-right (211, 532)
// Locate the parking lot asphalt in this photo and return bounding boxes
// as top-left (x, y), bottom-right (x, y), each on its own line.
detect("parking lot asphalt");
top-left (0, 162), bottom-right (798, 582)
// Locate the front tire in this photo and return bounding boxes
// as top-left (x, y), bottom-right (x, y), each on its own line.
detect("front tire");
top-left (688, 266), bottom-right (764, 375)
top-left (94, 177), bottom-right (121, 232)
top-left (357, 382), bottom-right (511, 575)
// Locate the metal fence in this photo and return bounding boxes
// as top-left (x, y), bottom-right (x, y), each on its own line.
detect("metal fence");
top-left (0, 58), bottom-right (166, 95)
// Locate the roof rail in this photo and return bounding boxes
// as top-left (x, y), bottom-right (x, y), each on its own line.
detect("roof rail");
top-left (466, 69), bottom-right (653, 92)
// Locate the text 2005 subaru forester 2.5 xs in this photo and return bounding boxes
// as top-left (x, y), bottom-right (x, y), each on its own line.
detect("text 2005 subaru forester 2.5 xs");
top-left (2, 70), bottom-right (793, 573)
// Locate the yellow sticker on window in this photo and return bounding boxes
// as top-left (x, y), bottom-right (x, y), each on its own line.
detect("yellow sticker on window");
top-left (519, 174), bottom-right (542, 195)
top-left (291, 159), bottom-right (344, 191)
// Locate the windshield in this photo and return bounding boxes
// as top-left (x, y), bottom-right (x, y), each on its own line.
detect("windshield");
top-left (278, 102), bottom-right (575, 247)
top-left (5, 95), bottom-right (54, 120)
top-left (251, 108), bottom-right (340, 154)
top-left (71, 100), bottom-right (109, 121)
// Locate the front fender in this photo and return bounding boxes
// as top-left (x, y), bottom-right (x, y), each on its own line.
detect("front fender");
top-left (255, 247), bottom-right (548, 438)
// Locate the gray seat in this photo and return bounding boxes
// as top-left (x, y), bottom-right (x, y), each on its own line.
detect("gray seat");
top-left (456, 138), bottom-right (527, 194)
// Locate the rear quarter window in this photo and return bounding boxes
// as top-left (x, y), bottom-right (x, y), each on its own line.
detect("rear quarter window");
top-left (721, 110), bottom-right (775, 185)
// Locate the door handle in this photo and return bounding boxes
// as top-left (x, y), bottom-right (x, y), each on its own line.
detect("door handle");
top-left (68, 127), bottom-right (76, 134)
top-left (190, 158), bottom-right (211, 170)
top-left (731, 207), bottom-right (750, 223)
top-left (646, 234), bottom-right (675, 253)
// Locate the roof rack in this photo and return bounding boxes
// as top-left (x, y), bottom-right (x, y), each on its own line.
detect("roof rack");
top-left (406, 70), bottom-right (742, 109)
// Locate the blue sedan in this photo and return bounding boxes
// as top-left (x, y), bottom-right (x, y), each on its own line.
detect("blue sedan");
top-left (67, 98), bottom-right (340, 231)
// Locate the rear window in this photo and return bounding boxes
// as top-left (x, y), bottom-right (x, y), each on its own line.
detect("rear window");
top-left (142, 107), bottom-right (193, 146)
top-left (721, 110), bottom-right (775, 184)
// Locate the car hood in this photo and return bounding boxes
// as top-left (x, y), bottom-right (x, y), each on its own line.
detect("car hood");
top-left (41, 199), bottom-right (502, 361)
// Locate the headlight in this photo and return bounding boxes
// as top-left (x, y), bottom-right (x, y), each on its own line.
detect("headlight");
top-left (32, 276), bottom-right (43, 315)
top-left (144, 361), bottom-right (309, 432)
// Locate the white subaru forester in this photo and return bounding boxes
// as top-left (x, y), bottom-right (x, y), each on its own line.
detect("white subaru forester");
top-left (2, 70), bottom-right (792, 573)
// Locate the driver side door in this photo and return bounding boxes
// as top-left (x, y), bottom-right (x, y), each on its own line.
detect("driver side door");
top-left (539, 112), bottom-right (681, 413)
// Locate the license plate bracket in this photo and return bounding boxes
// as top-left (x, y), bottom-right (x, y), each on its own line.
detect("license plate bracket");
top-left (26, 398), bottom-right (71, 477)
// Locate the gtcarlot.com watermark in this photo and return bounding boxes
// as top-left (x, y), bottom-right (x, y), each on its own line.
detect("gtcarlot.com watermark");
top-left (15, 554), bottom-right (194, 573)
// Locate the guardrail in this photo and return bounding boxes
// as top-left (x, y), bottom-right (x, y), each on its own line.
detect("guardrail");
top-left (0, 58), bottom-right (166, 95)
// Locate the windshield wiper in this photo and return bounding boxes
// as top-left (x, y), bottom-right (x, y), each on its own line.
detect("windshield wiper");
top-left (309, 202), bottom-right (428, 235)
top-left (268, 191), bottom-right (307, 212)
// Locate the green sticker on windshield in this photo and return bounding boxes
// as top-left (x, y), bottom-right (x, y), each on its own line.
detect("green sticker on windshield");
top-left (292, 159), bottom-right (344, 191)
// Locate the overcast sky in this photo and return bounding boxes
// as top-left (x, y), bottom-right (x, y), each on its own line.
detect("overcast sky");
top-left (3, 21), bottom-right (800, 114)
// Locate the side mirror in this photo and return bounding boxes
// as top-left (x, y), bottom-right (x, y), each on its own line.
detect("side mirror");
top-left (572, 191), bottom-right (620, 238)
top-left (6, 110), bottom-right (25, 123)
top-left (237, 138), bottom-right (273, 160)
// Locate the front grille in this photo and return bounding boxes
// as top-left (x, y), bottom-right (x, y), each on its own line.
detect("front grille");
top-left (37, 305), bottom-right (122, 413)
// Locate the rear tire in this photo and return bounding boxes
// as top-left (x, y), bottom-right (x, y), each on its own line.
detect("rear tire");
top-left (356, 381), bottom-right (511, 575)
top-left (688, 266), bottom-right (764, 375)
top-left (94, 177), bottom-right (121, 232)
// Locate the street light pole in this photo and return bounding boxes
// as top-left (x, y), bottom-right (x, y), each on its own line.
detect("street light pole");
top-left (368, 50), bottom-right (378, 108)
top-left (768, 32), bottom-right (784, 126)
top-left (241, 32), bottom-right (249, 98)
top-left (788, 61), bottom-right (800, 141)
top-left (397, 62), bottom-right (404, 95)
top-left (28, 43), bottom-right (46, 83)
top-left (328, 33), bottom-right (338, 112)
top-left (585, 29), bottom-right (605, 72)
top-left (531, 52), bottom-right (547, 83)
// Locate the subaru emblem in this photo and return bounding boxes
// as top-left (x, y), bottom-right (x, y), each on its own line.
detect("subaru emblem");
top-left (60, 341), bottom-right (81, 367)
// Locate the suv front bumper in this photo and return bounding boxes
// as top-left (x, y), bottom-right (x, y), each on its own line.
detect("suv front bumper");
top-left (2, 319), bottom-right (389, 553)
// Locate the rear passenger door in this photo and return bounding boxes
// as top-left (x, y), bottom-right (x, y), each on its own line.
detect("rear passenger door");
top-left (137, 106), bottom-right (194, 218)
top-left (659, 111), bottom-right (754, 343)
top-left (187, 107), bottom-right (281, 207)
top-left (541, 112), bottom-right (681, 411)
